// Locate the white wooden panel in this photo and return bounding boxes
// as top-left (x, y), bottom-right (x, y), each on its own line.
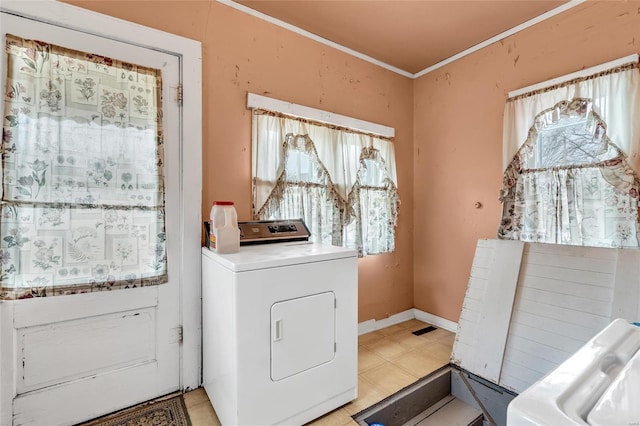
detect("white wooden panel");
top-left (499, 243), bottom-right (618, 392)
top-left (508, 321), bottom-right (586, 354)
top-left (455, 240), bottom-right (640, 395)
top-left (514, 311), bottom-right (600, 341)
top-left (500, 361), bottom-right (540, 391)
top-left (451, 240), bottom-right (492, 368)
top-left (13, 288), bottom-right (158, 328)
top-left (469, 266), bottom-right (490, 281)
top-left (520, 262), bottom-right (614, 287)
top-left (524, 250), bottom-right (616, 273)
top-left (0, 303), bottom-right (15, 426)
top-left (521, 276), bottom-right (612, 301)
top-left (525, 241), bottom-right (617, 259)
top-left (517, 287), bottom-right (612, 316)
top-left (247, 93), bottom-right (395, 137)
top-left (516, 299), bottom-right (610, 331)
top-left (499, 372), bottom-right (533, 394)
top-left (464, 282), bottom-right (486, 301)
top-left (13, 361), bottom-right (171, 426)
top-left (611, 249), bottom-right (640, 322)
top-left (503, 347), bottom-right (558, 375)
top-left (18, 307), bottom-right (156, 394)
top-left (452, 239), bottom-right (524, 382)
top-left (458, 308), bottom-right (480, 325)
top-left (461, 295), bottom-right (485, 313)
top-left (505, 334), bottom-right (573, 365)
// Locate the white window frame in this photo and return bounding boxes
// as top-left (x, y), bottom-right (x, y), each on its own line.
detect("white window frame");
top-left (247, 93), bottom-right (395, 137)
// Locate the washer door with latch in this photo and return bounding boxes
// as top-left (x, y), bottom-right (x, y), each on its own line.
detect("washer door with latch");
top-left (270, 291), bottom-right (336, 381)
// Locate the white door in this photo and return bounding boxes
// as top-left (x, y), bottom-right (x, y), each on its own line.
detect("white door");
top-left (0, 11), bottom-right (182, 426)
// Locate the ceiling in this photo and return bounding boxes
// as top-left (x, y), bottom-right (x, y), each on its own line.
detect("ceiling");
top-left (233, 0), bottom-right (571, 75)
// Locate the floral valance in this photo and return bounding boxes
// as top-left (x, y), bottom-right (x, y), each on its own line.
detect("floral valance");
top-left (503, 62), bottom-right (640, 172)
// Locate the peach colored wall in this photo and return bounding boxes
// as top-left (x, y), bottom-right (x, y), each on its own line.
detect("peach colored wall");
top-left (413, 1), bottom-right (640, 322)
top-left (63, 0), bottom-right (415, 322)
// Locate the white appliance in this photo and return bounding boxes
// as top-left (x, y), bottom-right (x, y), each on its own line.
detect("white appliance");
top-left (507, 319), bottom-right (640, 425)
top-left (201, 241), bottom-right (358, 426)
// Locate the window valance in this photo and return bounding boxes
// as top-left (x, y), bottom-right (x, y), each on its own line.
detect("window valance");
top-left (503, 61), bottom-right (640, 172)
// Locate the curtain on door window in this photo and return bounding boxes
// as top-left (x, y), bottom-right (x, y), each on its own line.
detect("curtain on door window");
top-left (252, 110), bottom-right (400, 256)
top-left (498, 62), bottom-right (640, 247)
top-left (1, 34), bottom-right (167, 299)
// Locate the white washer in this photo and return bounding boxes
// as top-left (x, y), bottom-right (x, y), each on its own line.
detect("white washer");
top-left (507, 319), bottom-right (640, 425)
top-left (201, 242), bottom-right (358, 426)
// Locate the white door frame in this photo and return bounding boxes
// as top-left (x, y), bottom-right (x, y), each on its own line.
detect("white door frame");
top-left (0, 1), bottom-right (202, 423)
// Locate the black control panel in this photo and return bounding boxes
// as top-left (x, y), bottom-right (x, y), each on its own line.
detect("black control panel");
top-left (268, 224), bottom-right (298, 234)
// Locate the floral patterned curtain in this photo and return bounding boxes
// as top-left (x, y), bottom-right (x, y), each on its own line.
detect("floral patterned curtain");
top-left (345, 147), bottom-right (400, 255)
top-left (252, 110), bottom-right (400, 256)
top-left (1, 35), bottom-right (166, 299)
top-left (256, 133), bottom-right (349, 247)
top-left (499, 99), bottom-right (640, 247)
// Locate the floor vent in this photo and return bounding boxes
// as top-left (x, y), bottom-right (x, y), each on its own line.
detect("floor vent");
top-left (412, 326), bottom-right (436, 336)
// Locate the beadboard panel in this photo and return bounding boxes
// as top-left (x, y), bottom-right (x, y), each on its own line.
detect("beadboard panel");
top-left (500, 243), bottom-right (617, 393)
top-left (453, 239), bottom-right (637, 395)
top-left (451, 239), bottom-right (524, 383)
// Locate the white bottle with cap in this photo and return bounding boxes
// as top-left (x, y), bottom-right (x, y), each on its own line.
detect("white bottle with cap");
top-left (210, 201), bottom-right (240, 253)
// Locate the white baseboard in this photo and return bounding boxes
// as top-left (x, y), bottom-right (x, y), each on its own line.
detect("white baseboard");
top-left (358, 308), bottom-right (458, 335)
top-left (413, 309), bottom-right (458, 333)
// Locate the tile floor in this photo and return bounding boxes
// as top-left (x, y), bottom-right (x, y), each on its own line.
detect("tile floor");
top-left (183, 319), bottom-right (455, 426)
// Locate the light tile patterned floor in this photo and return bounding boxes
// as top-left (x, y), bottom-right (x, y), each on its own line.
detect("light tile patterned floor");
top-left (184, 320), bottom-right (455, 426)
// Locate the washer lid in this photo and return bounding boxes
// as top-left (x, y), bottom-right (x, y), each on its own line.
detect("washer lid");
top-left (201, 242), bottom-right (357, 272)
top-left (507, 319), bottom-right (640, 426)
top-left (587, 347), bottom-right (640, 426)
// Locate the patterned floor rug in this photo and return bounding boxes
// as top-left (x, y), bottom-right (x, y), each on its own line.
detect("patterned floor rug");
top-left (79, 394), bottom-right (191, 426)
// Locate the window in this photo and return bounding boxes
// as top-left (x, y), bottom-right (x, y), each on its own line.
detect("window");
top-left (252, 107), bottom-right (399, 256)
top-left (499, 60), bottom-right (640, 248)
top-left (1, 35), bottom-right (166, 299)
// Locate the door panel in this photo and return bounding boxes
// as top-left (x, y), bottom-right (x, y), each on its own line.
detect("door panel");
top-left (18, 307), bottom-right (156, 393)
top-left (0, 11), bottom-right (181, 426)
top-left (270, 292), bottom-right (336, 381)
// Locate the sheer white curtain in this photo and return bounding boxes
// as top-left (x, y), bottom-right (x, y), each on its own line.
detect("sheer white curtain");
top-left (503, 63), bottom-right (640, 171)
top-left (499, 62), bottom-right (640, 248)
top-left (252, 110), bottom-right (399, 255)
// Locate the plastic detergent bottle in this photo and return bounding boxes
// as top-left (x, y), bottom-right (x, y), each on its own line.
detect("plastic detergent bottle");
top-left (210, 201), bottom-right (240, 254)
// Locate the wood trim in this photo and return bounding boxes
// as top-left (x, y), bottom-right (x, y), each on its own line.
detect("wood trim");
top-left (357, 308), bottom-right (459, 335)
top-left (0, 302), bottom-right (15, 425)
top-left (248, 93), bottom-right (395, 138)
top-left (413, 309), bottom-right (459, 333)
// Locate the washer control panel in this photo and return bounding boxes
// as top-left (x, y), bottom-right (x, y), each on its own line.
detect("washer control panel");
top-left (239, 219), bottom-right (310, 244)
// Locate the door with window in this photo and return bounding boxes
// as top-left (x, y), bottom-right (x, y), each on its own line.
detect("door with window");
top-left (0, 11), bottom-right (182, 426)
